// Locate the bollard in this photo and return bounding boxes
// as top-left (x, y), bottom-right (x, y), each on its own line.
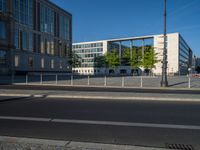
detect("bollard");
top-left (26, 74), bottom-right (28, 85)
top-left (56, 74), bottom-right (58, 85)
top-left (104, 76), bottom-right (107, 86)
top-left (71, 75), bottom-right (73, 86)
top-left (122, 76), bottom-right (124, 87)
top-left (88, 76), bottom-right (90, 85)
top-left (140, 76), bottom-right (143, 88)
top-left (40, 73), bottom-right (43, 84)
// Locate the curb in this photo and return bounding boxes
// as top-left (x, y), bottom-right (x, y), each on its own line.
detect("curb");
top-left (0, 136), bottom-right (168, 150)
top-left (0, 93), bottom-right (200, 102)
top-left (47, 95), bottom-right (200, 102)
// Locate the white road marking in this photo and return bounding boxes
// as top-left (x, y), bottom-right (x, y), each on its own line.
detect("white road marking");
top-left (0, 116), bottom-right (50, 122)
top-left (0, 116), bottom-right (200, 130)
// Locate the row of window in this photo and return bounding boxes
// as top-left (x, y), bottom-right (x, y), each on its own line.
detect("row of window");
top-left (73, 69), bottom-right (100, 74)
top-left (81, 53), bottom-right (102, 58)
top-left (73, 43), bottom-right (103, 49)
top-left (73, 48), bottom-right (103, 53)
top-left (14, 55), bottom-right (65, 69)
top-left (12, 0), bottom-right (71, 40)
top-left (14, 29), bottom-right (33, 51)
top-left (14, 28), bottom-right (70, 57)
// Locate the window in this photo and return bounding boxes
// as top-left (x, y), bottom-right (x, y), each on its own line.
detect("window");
top-left (59, 15), bottom-right (70, 40)
top-left (59, 61), bottom-right (62, 69)
top-left (13, 0), bottom-right (33, 26)
top-left (29, 33), bottom-right (33, 51)
top-left (0, 21), bottom-right (6, 39)
top-left (0, 50), bottom-right (6, 64)
top-left (14, 55), bottom-right (19, 67)
top-left (28, 57), bottom-right (33, 67)
top-left (40, 36), bottom-right (45, 54)
top-left (0, 0), bottom-right (6, 12)
top-left (14, 28), bottom-right (19, 49)
top-left (40, 4), bottom-right (54, 34)
top-left (51, 59), bottom-right (54, 69)
top-left (41, 58), bottom-right (44, 68)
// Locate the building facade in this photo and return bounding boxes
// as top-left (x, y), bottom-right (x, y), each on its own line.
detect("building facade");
top-left (0, 0), bottom-right (72, 75)
top-left (72, 33), bottom-right (193, 76)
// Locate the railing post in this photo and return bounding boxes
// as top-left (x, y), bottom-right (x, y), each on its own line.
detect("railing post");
top-left (40, 73), bottom-right (43, 84)
top-left (188, 76), bottom-right (191, 88)
top-left (140, 76), bottom-right (143, 88)
top-left (26, 74), bottom-right (28, 85)
top-left (122, 76), bottom-right (124, 87)
top-left (104, 76), bottom-right (107, 86)
top-left (71, 75), bottom-right (73, 86)
top-left (56, 74), bottom-right (58, 85)
top-left (88, 75), bottom-right (90, 86)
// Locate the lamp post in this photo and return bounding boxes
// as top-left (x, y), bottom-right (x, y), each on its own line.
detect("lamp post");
top-left (161, 0), bottom-right (168, 87)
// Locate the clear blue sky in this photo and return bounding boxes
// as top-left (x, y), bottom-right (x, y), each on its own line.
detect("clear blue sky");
top-left (51, 0), bottom-right (200, 56)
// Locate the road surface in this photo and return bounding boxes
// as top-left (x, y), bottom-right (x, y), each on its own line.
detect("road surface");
top-left (0, 96), bottom-right (200, 149)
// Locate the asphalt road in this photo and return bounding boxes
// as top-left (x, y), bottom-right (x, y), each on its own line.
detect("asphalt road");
top-left (0, 96), bottom-right (200, 149)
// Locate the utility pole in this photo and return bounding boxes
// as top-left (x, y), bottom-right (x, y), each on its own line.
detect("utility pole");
top-left (161, 0), bottom-right (168, 87)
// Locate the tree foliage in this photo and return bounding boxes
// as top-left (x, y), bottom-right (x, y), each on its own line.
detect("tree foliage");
top-left (104, 49), bottom-right (120, 69)
top-left (94, 55), bottom-right (106, 68)
top-left (69, 51), bottom-right (82, 68)
top-left (143, 46), bottom-right (159, 71)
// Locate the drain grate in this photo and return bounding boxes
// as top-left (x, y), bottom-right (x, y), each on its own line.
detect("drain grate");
top-left (166, 143), bottom-right (194, 150)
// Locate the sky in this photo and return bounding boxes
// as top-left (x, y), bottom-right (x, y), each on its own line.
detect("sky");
top-left (50, 0), bottom-right (200, 56)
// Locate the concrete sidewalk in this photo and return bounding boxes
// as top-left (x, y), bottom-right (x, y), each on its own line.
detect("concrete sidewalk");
top-left (0, 136), bottom-right (168, 150)
top-left (0, 89), bottom-right (200, 102)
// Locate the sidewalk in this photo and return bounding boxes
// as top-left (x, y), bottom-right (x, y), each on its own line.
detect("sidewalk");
top-left (0, 136), bottom-right (168, 150)
top-left (0, 89), bottom-right (200, 102)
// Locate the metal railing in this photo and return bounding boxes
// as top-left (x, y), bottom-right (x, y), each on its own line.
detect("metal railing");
top-left (1, 73), bottom-right (198, 89)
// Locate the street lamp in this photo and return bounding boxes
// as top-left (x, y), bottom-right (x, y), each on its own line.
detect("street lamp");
top-left (161, 0), bottom-right (168, 87)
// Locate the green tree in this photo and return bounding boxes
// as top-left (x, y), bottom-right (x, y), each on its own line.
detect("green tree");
top-left (105, 49), bottom-right (120, 69)
top-left (69, 52), bottom-right (82, 68)
top-left (142, 46), bottom-right (159, 74)
top-left (122, 47), bottom-right (142, 74)
top-left (94, 55), bottom-right (106, 68)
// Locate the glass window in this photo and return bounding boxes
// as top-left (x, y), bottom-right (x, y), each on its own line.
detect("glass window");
top-left (28, 56), bottom-right (33, 67)
top-left (0, 50), bottom-right (6, 64)
top-left (0, 0), bottom-right (6, 12)
top-left (14, 55), bottom-right (19, 67)
top-left (40, 4), bottom-right (54, 34)
top-left (40, 36), bottom-right (45, 54)
top-left (41, 58), bottom-right (44, 68)
top-left (13, 0), bottom-right (33, 26)
top-left (0, 21), bottom-right (6, 39)
top-left (51, 59), bottom-right (54, 69)
top-left (59, 61), bottom-right (62, 69)
top-left (59, 15), bottom-right (70, 40)
top-left (29, 33), bottom-right (33, 52)
top-left (22, 31), bottom-right (28, 50)
top-left (14, 28), bottom-right (19, 49)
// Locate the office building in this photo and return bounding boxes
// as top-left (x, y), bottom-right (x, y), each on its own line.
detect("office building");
top-left (0, 0), bottom-right (72, 75)
top-left (72, 33), bottom-right (193, 76)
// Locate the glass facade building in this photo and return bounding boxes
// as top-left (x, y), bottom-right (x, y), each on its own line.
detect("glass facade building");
top-left (73, 33), bottom-right (193, 75)
top-left (0, 0), bottom-right (72, 75)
